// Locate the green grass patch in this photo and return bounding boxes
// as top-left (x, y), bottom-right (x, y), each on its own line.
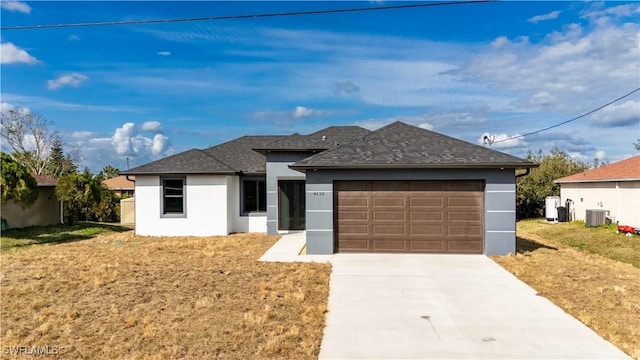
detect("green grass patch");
top-left (517, 219), bottom-right (640, 268)
top-left (1, 222), bottom-right (131, 250)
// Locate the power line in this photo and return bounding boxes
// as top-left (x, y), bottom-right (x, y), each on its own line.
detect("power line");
top-left (488, 87), bottom-right (640, 145)
top-left (1, 1), bottom-right (494, 31)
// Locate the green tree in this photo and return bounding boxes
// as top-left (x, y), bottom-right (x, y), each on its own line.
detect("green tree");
top-left (516, 148), bottom-right (589, 219)
top-left (56, 169), bottom-right (119, 224)
top-left (98, 165), bottom-right (120, 180)
top-left (46, 136), bottom-right (78, 178)
top-left (635, 139), bottom-right (640, 151)
top-left (0, 152), bottom-right (39, 208)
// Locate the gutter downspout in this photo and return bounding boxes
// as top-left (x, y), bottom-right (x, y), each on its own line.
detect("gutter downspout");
top-left (125, 175), bottom-right (136, 228)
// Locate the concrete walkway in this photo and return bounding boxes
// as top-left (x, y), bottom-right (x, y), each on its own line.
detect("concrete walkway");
top-left (260, 234), bottom-right (630, 359)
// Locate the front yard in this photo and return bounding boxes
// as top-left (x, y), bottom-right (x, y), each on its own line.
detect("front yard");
top-left (1, 231), bottom-right (331, 359)
top-left (493, 219), bottom-right (640, 359)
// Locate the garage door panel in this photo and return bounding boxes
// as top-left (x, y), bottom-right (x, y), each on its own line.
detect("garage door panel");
top-left (448, 211), bottom-right (482, 221)
top-left (373, 211), bottom-right (405, 221)
top-left (336, 180), bottom-right (484, 254)
top-left (410, 197), bottom-right (444, 207)
top-left (373, 240), bottom-right (406, 251)
top-left (339, 197), bottom-right (369, 207)
top-left (339, 239), bottom-right (370, 251)
top-left (410, 211), bottom-right (443, 221)
top-left (339, 224), bottom-right (369, 235)
top-left (410, 240), bottom-right (445, 252)
top-left (340, 211), bottom-right (369, 221)
top-left (448, 240), bottom-right (483, 253)
top-left (448, 197), bottom-right (482, 208)
top-left (448, 225), bottom-right (483, 236)
top-left (373, 225), bottom-right (405, 235)
top-left (410, 225), bottom-right (443, 235)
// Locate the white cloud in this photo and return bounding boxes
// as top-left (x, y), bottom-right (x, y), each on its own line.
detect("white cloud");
top-left (463, 16), bottom-right (640, 118)
top-left (527, 10), bottom-right (561, 24)
top-left (589, 100), bottom-right (640, 128)
top-left (594, 150), bottom-right (607, 160)
top-left (252, 106), bottom-right (330, 123)
top-left (111, 122), bottom-right (171, 157)
top-left (0, 42), bottom-right (38, 64)
top-left (477, 133), bottom-right (527, 149)
top-left (356, 112), bottom-right (485, 132)
top-left (523, 91), bottom-right (556, 107)
top-left (71, 131), bottom-right (95, 139)
top-left (0, 1), bottom-right (31, 13)
top-left (0, 102), bottom-right (29, 114)
top-left (1, 102), bottom-right (13, 113)
top-left (581, 3), bottom-right (640, 20)
top-left (47, 73), bottom-right (88, 90)
top-left (157, 51), bottom-right (171, 56)
top-left (68, 35), bottom-right (80, 41)
top-left (293, 106), bottom-right (327, 119)
top-left (141, 120), bottom-right (163, 132)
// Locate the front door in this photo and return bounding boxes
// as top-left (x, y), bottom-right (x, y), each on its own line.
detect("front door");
top-left (278, 180), bottom-right (305, 230)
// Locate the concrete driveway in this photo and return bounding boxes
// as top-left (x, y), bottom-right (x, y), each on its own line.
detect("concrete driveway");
top-left (319, 254), bottom-right (630, 359)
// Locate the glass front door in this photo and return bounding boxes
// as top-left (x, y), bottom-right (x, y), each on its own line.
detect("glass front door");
top-left (278, 180), bottom-right (305, 230)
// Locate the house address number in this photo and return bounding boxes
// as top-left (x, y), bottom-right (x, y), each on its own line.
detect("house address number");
top-left (313, 191), bottom-right (326, 196)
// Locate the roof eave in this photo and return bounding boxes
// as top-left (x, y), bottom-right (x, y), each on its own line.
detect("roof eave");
top-left (555, 178), bottom-right (640, 184)
top-left (120, 170), bottom-right (237, 176)
top-left (290, 162), bottom-right (539, 171)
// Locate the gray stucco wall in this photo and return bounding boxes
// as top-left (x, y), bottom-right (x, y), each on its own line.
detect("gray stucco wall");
top-left (265, 152), bottom-right (309, 235)
top-left (304, 168), bottom-right (516, 256)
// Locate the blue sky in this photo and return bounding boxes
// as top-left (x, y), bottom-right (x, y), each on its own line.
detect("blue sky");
top-left (1, 1), bottom-right (639, 171)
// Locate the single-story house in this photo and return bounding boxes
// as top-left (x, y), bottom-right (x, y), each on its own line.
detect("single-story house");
top-left (102, 175), bottom-right (135, 197)
top-left (1, 175), bottom-right (62, 229)
top-left (555, 155), bottom-right (640, 226)
top-left (122, 121), bottom-right (537, 255)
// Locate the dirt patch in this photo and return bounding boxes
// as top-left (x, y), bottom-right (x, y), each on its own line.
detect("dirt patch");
top-left (1, 232), bottom-right (331, 359)
top-left (493, 227), bottom-right (640, 359)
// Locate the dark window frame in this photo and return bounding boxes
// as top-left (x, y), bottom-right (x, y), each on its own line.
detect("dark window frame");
top-left (161, 176), bottom-right (186, 217)
top-left (241, 177), bottom-right (266, 215)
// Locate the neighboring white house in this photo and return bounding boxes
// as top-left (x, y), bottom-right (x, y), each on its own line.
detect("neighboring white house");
top-left (555, 155), bottom-right (640, 227)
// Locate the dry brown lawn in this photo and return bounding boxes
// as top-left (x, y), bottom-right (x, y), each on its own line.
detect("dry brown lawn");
top-left (1, 231), bottom-right (331, 359)
top-left (493, 220), bottom-right (640, 359)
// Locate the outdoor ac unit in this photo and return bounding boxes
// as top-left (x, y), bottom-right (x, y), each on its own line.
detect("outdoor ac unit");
top-left (586, 209), bottom-right (609, 227)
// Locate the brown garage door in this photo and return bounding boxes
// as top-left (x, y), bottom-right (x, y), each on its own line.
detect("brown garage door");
top-left (336, 180), bottom-right (484, 254)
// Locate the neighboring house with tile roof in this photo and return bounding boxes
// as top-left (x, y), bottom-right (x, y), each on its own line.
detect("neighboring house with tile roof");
top-left (122, 121), bottom-right (537, 255)
top-left (102, 175), bottom-right (135, 198)
top-left (555, 155), bottom-right (640, 226)
top-left (1, 175), bottom-right (62, 229)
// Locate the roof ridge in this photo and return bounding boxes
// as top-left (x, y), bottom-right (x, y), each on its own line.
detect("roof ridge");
top-left (199, 148), bottom-right (237, 172)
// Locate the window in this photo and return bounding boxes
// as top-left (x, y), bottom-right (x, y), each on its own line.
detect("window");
top-left (242, 179), bottom-right (266, 214)
top-left (162, 178), bottom-right (185, 216)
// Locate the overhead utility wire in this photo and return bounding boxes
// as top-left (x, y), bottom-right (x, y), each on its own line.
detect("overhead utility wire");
top-left (489, 87), bottom-right (640, 145)
top-left (1, 0), bottom-right (494, 31)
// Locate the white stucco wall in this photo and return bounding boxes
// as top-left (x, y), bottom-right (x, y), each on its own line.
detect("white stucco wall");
top-left (560, 181), bottom-right (640, 226)
top-left (228, 176), bottom-right (267, 233)
top-left (134, 175), bottom-right (231, 236)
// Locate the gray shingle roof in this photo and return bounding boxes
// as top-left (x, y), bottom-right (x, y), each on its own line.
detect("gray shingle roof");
top-left (122, 136), bottom-right (286, 175)
top-left (255, 126), bottom-right (371, 151)
top-left (290, 122), bottom-right (537, 170)
top-left (122, 149), bottom-right (236, 175)
top-left (204, 135), bottom-right (286, 174)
